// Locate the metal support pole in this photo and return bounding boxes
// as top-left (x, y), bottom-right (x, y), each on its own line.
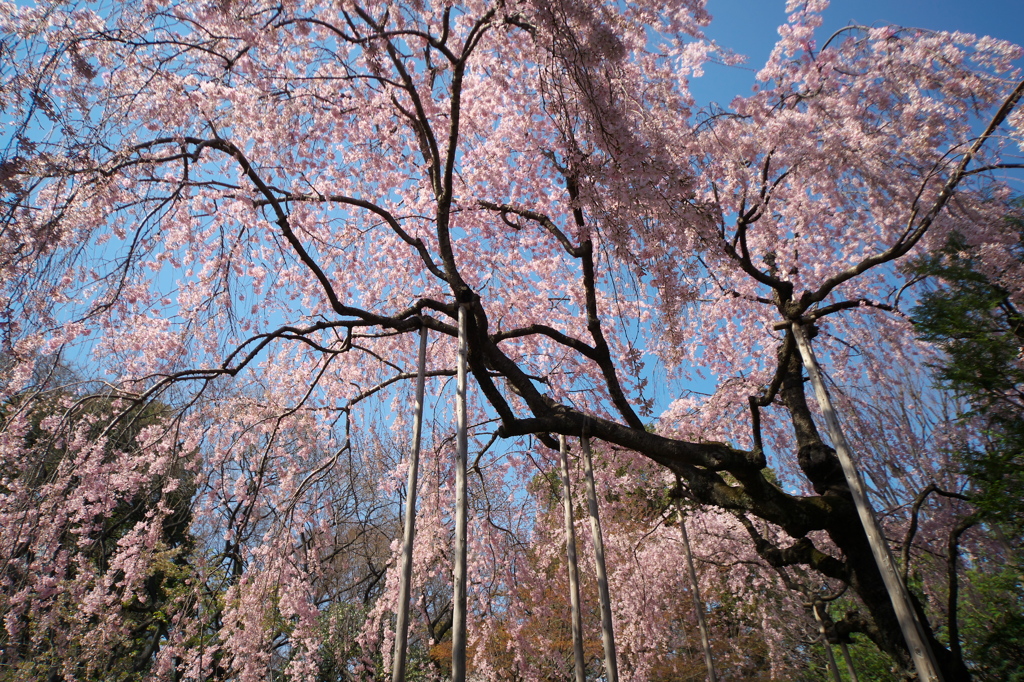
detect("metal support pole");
top-left (392, 324), bottom-right (428, 682)
top-left (558, 435), bottom-right (586, 682)
top-left (677, 510), bottom-right (717, 682)
top-left (791, 323), bottom-right (943, 682)
top-left (582, 435), bottom-right (619, 682)
top-left (452, 304), bottom-right (469, 682)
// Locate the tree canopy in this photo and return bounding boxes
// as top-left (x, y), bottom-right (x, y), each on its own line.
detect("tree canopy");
top-left (1, 0), bottom-right (1023, 679)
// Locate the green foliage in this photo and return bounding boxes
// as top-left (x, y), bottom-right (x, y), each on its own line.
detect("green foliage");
top-left (909, 203), bottom-right (1024, 679)
top-left (959, 566), bottom-right (1024, 681)
top-left (793, 590), bottom-right (904, 682)
top-left (911, 210), bottom-right (1024, 541)
top-left (840, 638), bottom-right (903, 682)
top-left (913, 236), bottom-right (1024, 395)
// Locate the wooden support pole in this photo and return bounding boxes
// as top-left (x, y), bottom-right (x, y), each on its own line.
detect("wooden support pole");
top-left (581, 435), bottom-right (619, 682)
top-left (812, 600), bottom-right (843, 682)
top-left (558, 435), bottom-right (586, 682)
top-left (392, 324), bottom-right (428, 682)
top-left (677, 509), bottom-right (717, 682)
top-left (452, 304), bottom-right (469, 682)
top-left (840, 641), bottom-right (861, 682)
top-left (791, 323), bottom-right (944, 682)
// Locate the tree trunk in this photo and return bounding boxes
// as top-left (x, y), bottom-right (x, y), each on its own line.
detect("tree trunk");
top-left (792, 324), bottom-right (944, 682)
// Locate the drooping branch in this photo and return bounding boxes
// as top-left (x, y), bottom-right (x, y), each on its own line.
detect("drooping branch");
top-left (798, 79), bottom-right (1024, 314)
top-left (355, 4), bottom-right (444, 197)
top-left (579, 240), bottom-right (646, 431)
top-left (490, 324), bottom-right (597, 359)
top-left (478, 201), bottom-right (584, 257)
top-left (900, 484), bottom-right (971, 583)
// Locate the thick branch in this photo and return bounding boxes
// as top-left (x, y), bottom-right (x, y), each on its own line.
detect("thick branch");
top-left (735, 513), bottom-right (849, 582)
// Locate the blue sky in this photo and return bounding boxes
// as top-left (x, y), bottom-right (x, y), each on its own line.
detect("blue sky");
top-left (690, 0), bottom-right (1024, 105)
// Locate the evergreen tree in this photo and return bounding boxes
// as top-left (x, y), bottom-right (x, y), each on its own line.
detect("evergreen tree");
top-left (912, 202), bottom-right (1024, 541)
top-left (911, 202), bottom-right (1024, 680)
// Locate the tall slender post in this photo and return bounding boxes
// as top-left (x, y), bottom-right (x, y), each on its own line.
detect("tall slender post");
top-left (812, 600), bottom-right (843, 682)
top-left (840, 641), bottom-right (861, 682)
top-left (452, 304), bottom-right (469, 682)
top-left (677, 509), bottom-right (717, 682)
top-left (558, 435), bottom-right (586, 682)
top-left (791, 323), bottom-right (944, 682)
top-left (581, 435), bottom-right (619, 682)
top-left (392, 324), bottom-right (428, 682)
